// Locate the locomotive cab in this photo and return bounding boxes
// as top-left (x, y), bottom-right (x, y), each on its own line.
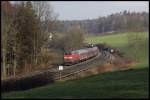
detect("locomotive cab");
top-left (64, 50), bottom-right (72, 55)
top-left (64, 50), bottom-right (80, 64)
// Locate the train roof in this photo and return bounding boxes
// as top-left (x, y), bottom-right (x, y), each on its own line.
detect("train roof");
top-left (64, 44), bottom-right (98, 54)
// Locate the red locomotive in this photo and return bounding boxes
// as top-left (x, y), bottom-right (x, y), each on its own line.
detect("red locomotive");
top-left (64, 46), bottom-right (99, 65)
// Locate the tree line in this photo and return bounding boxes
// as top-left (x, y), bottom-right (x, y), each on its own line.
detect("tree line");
top-left (55, 11), bottom-right (149, 34)
top-left (1, 1), bottom-right (58, 78)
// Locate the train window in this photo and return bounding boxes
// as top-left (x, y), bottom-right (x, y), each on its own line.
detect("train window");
top-left (64, 51), bottom-right (71, 55)
top-left (72, 51), bottom-right (79, 54)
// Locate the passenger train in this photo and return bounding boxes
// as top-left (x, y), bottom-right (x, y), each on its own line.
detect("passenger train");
top-left (64, 45), bottom-right (100, 65)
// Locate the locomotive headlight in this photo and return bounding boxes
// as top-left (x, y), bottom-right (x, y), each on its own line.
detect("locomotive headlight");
top-left (68, 57), bottom-right (73, 59)
top-left (64, 56), bottom-right (73, 59)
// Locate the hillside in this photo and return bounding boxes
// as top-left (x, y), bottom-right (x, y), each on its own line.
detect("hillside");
top-left (2, 32), bottom-right (149, 98)
top-left (85, 32), bottom-right (149, 68)
top-left (2, 68), bottom-right (149, 98)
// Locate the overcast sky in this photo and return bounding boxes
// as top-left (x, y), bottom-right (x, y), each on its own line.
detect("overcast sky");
top-left (50, 1), bottom-right (149, 20)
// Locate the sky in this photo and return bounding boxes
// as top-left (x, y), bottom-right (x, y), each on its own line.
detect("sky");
top-left (50, 1), bottom-right (149, 20)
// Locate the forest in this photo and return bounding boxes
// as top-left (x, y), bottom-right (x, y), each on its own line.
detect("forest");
top-left (55, 11), bottom-right (149, 34)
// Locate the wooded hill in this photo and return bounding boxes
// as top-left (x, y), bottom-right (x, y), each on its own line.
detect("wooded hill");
top-left (55, 11), bottom-right (149, 34)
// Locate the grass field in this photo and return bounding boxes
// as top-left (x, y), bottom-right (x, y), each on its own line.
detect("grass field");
top-left (2, 32), bottom-right (149, 98)
top-left (85, 32), bottom-right (149, 69)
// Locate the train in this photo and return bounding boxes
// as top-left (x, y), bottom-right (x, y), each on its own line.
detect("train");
top-left (64, 45), bottom-right (100, 65)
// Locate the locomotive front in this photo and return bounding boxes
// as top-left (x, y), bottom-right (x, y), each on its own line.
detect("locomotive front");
top-left (64, 51), bottom-right (80, 64)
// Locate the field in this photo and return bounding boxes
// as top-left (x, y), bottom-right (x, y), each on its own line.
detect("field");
top-left (85, 32), bottom-right (149, 69)
top-left (2, 32), bottom-right (149, 98)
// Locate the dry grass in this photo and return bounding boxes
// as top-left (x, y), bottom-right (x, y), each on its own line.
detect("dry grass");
top-left (74, 55), bottom-right (136, 80)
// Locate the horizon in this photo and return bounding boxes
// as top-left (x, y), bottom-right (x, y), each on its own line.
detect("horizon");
top-left (50, 1), bottom-right (149, 21)
top-left (56, 10), bottom-right (148, 21)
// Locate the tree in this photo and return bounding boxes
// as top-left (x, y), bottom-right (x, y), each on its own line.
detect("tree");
top-left (1, 1), bottom-right (16, 78)
top-left (64, 25), bottom-right (84, 51)
top-left (48, 24), bottom-right (84, 52)
top-left (32, 1), bottom-right (58, 33)
top-left (32, 1), bottom-right (58, 64)
top-left (14, 1), bottom-right (41, 68)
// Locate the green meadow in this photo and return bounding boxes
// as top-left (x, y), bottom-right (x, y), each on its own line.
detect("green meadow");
top-left (85, 32), bottom-right (149, 68)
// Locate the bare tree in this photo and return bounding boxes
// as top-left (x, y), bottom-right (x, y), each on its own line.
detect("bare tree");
top-left (32, 1), bottom-right (58, 32)
top-left (1, 1), bottom-right (15, 78)
top-left (64, 25), bottom-right (84, 51)
top-left (31, 1), bottom-right (58, 65)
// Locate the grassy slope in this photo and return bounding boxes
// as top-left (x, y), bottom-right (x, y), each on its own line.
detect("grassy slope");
top-left (2, 68), bottom-right (149, 98)
top-left (2, 32), bottom-right (149, 98)
top-left (85, 32), bottom-right (149, 69)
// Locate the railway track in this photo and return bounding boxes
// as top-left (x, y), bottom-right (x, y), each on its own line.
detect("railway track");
top-left (48, 51), bottom-right (111, 81)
